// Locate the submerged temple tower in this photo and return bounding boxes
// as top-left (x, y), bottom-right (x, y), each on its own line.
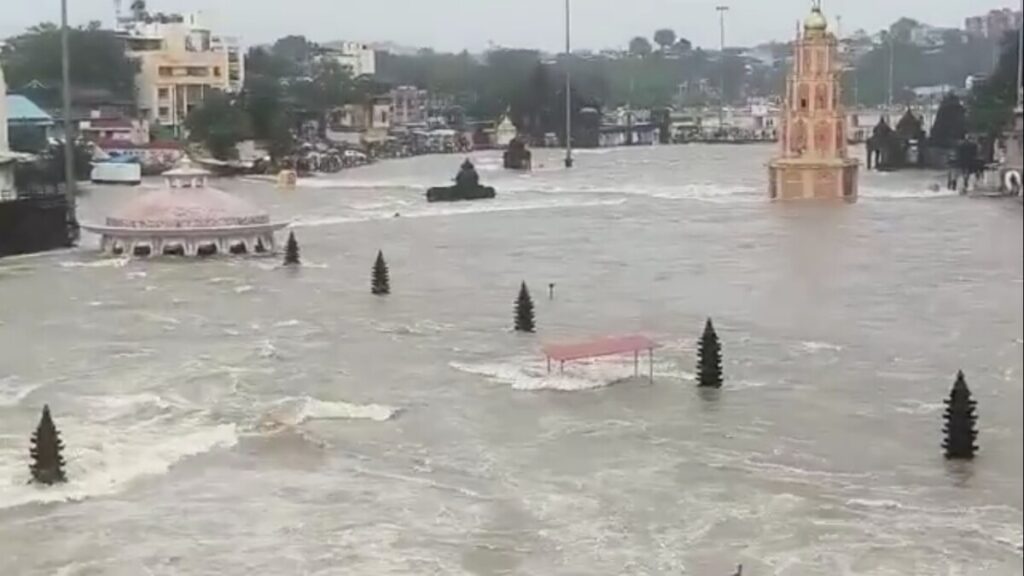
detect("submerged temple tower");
top-left (769, 1), bottom-right (859, 201)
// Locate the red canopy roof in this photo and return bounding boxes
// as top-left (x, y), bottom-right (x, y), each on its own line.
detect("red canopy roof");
top-left (543, 335), bottom-right (658, 362)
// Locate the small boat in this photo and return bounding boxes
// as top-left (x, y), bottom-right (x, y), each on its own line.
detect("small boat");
top-left (90, 158), bottom-right (141, 185)
top-left (426, 159), bottom-right (496, 203)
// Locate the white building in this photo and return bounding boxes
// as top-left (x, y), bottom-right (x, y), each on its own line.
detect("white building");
top-left (79, 112), bottom-right (150, 146)
top-left (1, 63), bottom-right (15, 200)
top-left (495, 114), bottom-right (517, 148)
top-left (846, 108), bottom-right (889, 144)
top-left (118, 11), bottom-right (244, 132)
top-left (319, 41), bottom-right (376, 77)
top-left (390, 85), bottom-right (428, 126)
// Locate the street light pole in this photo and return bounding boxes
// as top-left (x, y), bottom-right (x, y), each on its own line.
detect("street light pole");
top-left (564, 0), bottom-right (573, 168)
top-left (716, 6), bottom-right (729, 136)
top-left (60, 0), bottom-right (78, 241)
top-left (1016, 0), bottom-right (1022, 112)
top-left (887, 33), bottom-right (895, 111)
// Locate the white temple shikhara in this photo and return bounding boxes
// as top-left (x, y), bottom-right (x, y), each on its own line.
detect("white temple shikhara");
top-left (769, 1), bottom-right (859, 201)
top-left (84, 160), bottom-right (287, 257)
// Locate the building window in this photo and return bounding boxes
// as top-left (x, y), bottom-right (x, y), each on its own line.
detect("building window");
top-left (158, 87), bottom-right (170, 99)
top-left (159, 66), bottom-right (173, 77)
top-left (213, 67), bottom-right (221, 77)
top-left (158, 106), bottom-right (170, 119)
top-left (186, 67), bottom-right (209, 77)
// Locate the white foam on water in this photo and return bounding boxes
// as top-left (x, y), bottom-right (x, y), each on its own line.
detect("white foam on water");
top-left (369, 319), bottom-right (453, 336)
top-left (495, 180), bottom-right (761, 204)
top-left (256, 339), bottom-right (281, 359)
top-left (846, 498), bottom-right (905, 510)
top-left (138, 311), bottom-right (181, 326)
top-left (728, 379), bottom-right (769, 390)
top-left (78, 392), bottom-right (175, 421)
top-left (291, 198), bottom-right (626, 228)
top-left (351, 199), bottom-right (413, 211)
top-left (234, 285), bottom-right (255, 294)
top-left (0, 418), bottom-right (237, 510)
top-left (797, 340), bottom-right (843, 353)
top-left (893, 400), bottom-right (945, 415)
top-left (294, 178), bottom-right (423, 190)
top-left (860, 186), bottom-right (959, 200)
top-left (59, 258), bottom-right (130, 269)
top-left (0, 376), bottom-right (39, 408)
top-left (261, 396), bottom-right (399, 428)
top-left (449, 360), bottom-right (636, 392)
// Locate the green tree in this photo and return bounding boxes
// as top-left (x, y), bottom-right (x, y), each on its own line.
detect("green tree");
top-left (847, 32), bottom-right (997, 107)
top-left (1, 23), bottom-right (138, 108)
top-left (245, 46), bottom-right (300, 81)
top-left (29, 405), bottom-right (67, 485)
top-left (283, 231), bottom-right (300, 266)
top-left (510, 63), bottom-right (553, 142)
top-left (654, 29), bottom-right (677, 52)
top-left (290, 59), bottom-right (353, 136)
top-left (240, 73), bottom-right (295, 161)
top-left (697, 318), bottom-right (723, 389)
top-left (184, 91), bottom-right (251, 160)
top-left (372, 250), bottom-right (390, 295)
top-left (889, 17), bottom-right (922, 44)
top-left (514, 282), bottom-right (535, 333)
top-left (943, 371), bottom-right (978, 460)
top-left (930, 93), bottom-right (967, 147)
top-left (272, 35), bottom-right (317, 69)
top-left (629, 37), bottom-right (654, 58)
top-left (967, 33), bottom-right (1021, 138)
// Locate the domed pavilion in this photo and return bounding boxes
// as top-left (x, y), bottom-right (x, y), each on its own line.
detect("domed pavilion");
top-left (84, 160), bottom-right (287, 257)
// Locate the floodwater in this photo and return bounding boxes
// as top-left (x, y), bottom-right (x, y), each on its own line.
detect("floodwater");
top-left (1, 145), bottom-right (1021, 575)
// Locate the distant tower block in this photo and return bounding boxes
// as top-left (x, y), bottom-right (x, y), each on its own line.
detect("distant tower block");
top-left (768, 2), bottom-right (859, 201)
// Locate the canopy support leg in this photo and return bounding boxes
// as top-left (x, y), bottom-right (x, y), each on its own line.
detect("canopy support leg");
top-left (634, 350), bottom-right (639, 377)
top-left (547, 356), bottom-right (551, 374)
top-left (649, 348), bottom-right (654, 382)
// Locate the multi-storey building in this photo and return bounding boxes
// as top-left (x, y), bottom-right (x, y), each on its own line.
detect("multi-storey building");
top-left (317, 41), bottom-right (376, 77)
top-left (965, 9), bottom-right (1023, 39)
top-left (119, 11), bottom-right (244, 133)
top-left (390, 86), bottom-right (428, 126)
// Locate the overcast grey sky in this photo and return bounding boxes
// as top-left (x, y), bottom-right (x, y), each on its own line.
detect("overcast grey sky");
top-left (2, 0), bottom-right (1021, 51)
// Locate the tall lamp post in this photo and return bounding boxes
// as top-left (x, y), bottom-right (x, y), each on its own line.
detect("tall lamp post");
top-left (564, 0), bottom-right (574, 168)
top-left (716, 5), bottom-right (729, 136)
top-left (1016, 0), bottom-right (1022, 112)
top-left (61, 0), bottom-right (78, 241)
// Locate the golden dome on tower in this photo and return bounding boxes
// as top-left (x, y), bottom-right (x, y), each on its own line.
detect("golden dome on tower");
top-left (804, 5), bottom-right (828, 33)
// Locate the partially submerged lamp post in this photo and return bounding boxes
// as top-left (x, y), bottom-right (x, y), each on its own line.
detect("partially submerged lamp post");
top-left (61, 0), bottom-right (79, 242)
top-left (716, 5), bottom-right (730, 135)
top-left (564, 0), bottom-right (574, 169)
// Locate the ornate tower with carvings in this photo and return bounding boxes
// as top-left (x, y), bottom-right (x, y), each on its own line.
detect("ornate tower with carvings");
top-left (769, 2), bottom-right (859, 201)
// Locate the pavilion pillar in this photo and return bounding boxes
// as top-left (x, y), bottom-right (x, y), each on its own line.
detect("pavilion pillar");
top-left (649, 348), bottom-right (654, 382)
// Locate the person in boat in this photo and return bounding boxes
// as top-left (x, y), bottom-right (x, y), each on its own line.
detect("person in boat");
top-left (455, 159), bottom-right (480, 188)
top-left (426, 159), bottom-right (496, 202)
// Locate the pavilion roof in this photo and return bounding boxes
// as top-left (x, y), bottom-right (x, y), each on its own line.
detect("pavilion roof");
top-left (543, 335), bottom-right (658, 362)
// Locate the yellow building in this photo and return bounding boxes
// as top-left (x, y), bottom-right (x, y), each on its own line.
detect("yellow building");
top-left (120, 13), bottom-right (243, 134)
top-left (769, 2), bottom-right (859, 201)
